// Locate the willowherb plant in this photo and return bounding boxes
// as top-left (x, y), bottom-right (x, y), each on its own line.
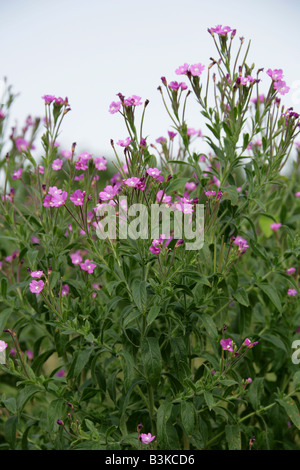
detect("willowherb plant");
top-left (0, 25), bottom-right (299, 450)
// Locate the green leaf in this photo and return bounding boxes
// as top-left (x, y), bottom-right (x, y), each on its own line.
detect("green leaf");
top-left (201, 313), bottom-right (218, 340)
top-left (261, 333), bottom-right (287, 353)
top-left (258, 215), bottom-right (273, 238)
top-left (277, 397), bottom-right (300, 429)
top-left (50, 271), bottom-right (61, 290)
top-left (68, 347), bottom-right (93, 378)
top-left (4, 415), bottom-right (18, 449)
top-left (119, 350), bottom-right (135, 391)
top-left (2, 397), bottom-right (17, 414)
top-left (141, 337), bottom-right (162, 387)
top-left (248, 378), bottom-right (264, 409)
top-left (223, 186), bottom-right (238, 205)
top-left (27, 250), bottom-right (39, 268)
top-left (131, 279), bottom-right (147, 313)
top-left (119, 377), bottom-right (145, 423)
top-left (0, 307), bottom-right (13, 331)
top-left (170, 337), bottom-right (187, 365)
top-left (0, 278), bottom-right (8, 299)
top-left (225, 424), bottom-right (241, 450)
top-left (257, 283), bottom-right (282, 313)
top-left (203, 390), bottom-right (215, 410)
top-left (31, 348), bottom-right (56, 375)
top-left (17, 385), bottom-right (42, 412)
top-left (166, 177), bottom-right (189, 193)
top-left (233, 287), bottom-right (249, 307)
top-left (180, 401), bottom-right (195, 435)
top-left (147, 304), bottom-right (160, 324)
top-left (47, 398), bottom-right (67, 433)
top-left (157, 402), bottom-right (173, 446)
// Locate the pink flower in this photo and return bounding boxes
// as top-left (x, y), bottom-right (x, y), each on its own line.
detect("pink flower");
top-left (80, 259), bottom-right (97, 274)
top-left (43, 187), bottom-right (68, 207)
top-left (295, 192), bottom-right (300, 197)
top-left (147, 168), bottom-right (161, 178)
top-left (0, 340), bottom-right (8, 352)
top-left (42, 94), bottom-right (56, 104)
top-left (140, 433), bottom-right (156, 444)
top-left (52, 158), bottom-right (63, 171)
top-left (30, 270), bottom-right (44, 279)
top-left (150, 244), bottom-right (161, 254)
top-left (176, 202), bottom-right (194, 214)
top-left (245, 377), bottom-right (252, 384)
top-left (74, 174), bottom-right (84, 181)
top-left (94, 156), bottom-right (107, 171)
top-left (149, 235), bottom-right (168, 255)
top-left (54, 96), bottom-right (68, 106)
top-left (0, 109), bottom-right (5, 120)
top-left (270, 222), bottom-right (282, 231)
top-left (175, 63), bottom-right (189, 75)
top-left (61, 284), bottom-right (69, 297)
top-left (109, 101), bottom-right (121, 114)
top-left (179, 82), bottom-right (188, 90)
top-left (204, 190), bottom-right (216, 198)
top-left (124, 95), bottom-right (142, 106)
top-left (189, 63), bottom-right (205, 77)
top-left (99, 185), bottom-right (118, 201)
top-left (212, 176), bottom-right (220, 187)
top-left (236, 76), bottom-right (248, 86)
top-left (251, 94), bottom-right (265, 104)
top-left (70, 251), bottom-right (82, 265)
top-left (168, 131), bottom-right (177, 140)
top-left (187, 127), bottom-right (201, 136)
top-left (168, 81), bottom-right (187, 91)
top-left (285, 267), bottom-right (296, 275)
top-left (56, 369), bottom-right (65, 377)
top-left (273, 80), bottom-right (290, 95)
top-left (243, 338), bottom-right (251, 346)
top-left (75, 152), bottom-right (91, 171)
top-left (61, 149), bottom-right (72, 159)
top-left (12, 168), bottom-right (23, 180)
top-left (117, 137), bottom-right (132, 147)
top-left (29, 280), bottom-right (45, 295)
top-left (266, 69), bottom-right (284, 81)
top-left (38, 166), bottom-right (44, 174)
top-left (233, 236), bottom-right (249, 254)
top-left (15, 138), bottom-right (30, 152)
top-left (70, 189), bottom-right (85, 206)
top-left (156, 136), bottom-right (167, 144)
top-left (209, 25), bottom-right (232, 36)
top-left (185, 182), bottom-right (197, 191)
top-left (288, 288), bottom-right (297, 296)
top-left (220, 338), bottom-right (234, 351)
top-left (156, 190), bottom-right (172, 204)
top-left (124, 177), bottom-right (140, 188)
top-left (26, 350), bottom-right (34, 360)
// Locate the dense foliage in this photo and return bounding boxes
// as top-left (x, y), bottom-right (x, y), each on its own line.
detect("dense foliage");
top-left (0, 25), bottom-right (299, 450)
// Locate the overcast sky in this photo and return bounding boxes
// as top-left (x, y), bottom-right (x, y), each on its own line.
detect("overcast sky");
top-left (1, 0), bottom-right (300, 161)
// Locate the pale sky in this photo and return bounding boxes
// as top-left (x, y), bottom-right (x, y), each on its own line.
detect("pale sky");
top-left (1, 0), bottom-right (300, 161)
